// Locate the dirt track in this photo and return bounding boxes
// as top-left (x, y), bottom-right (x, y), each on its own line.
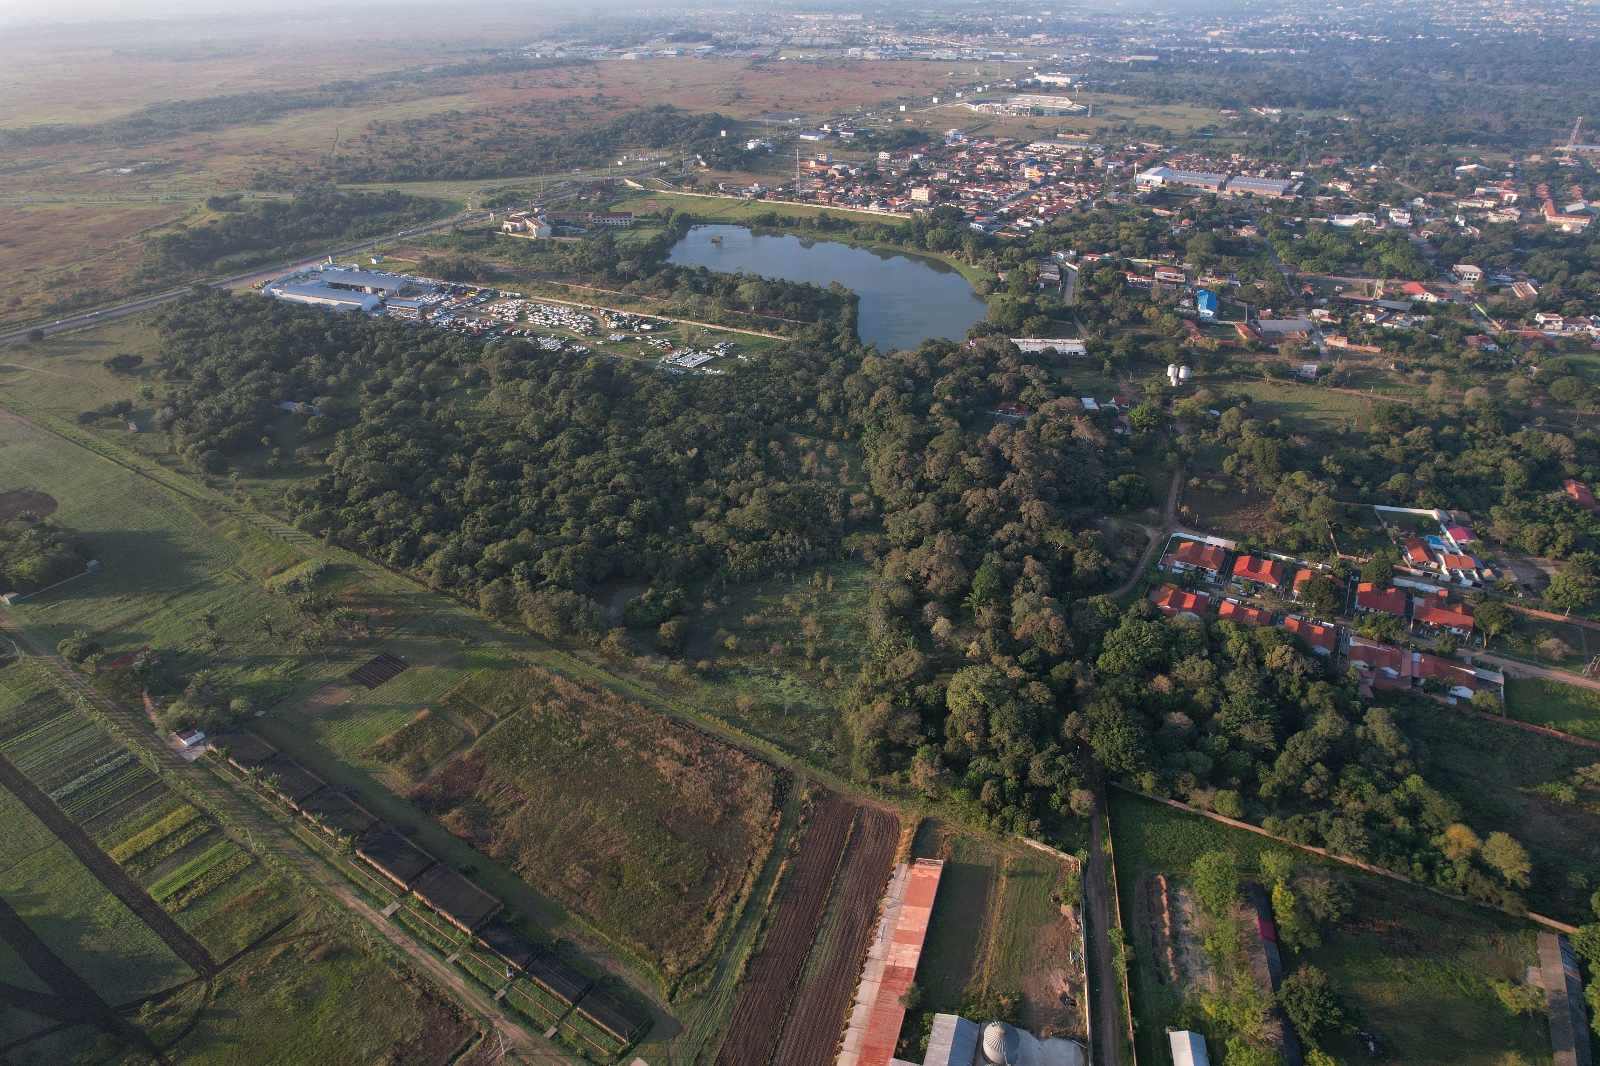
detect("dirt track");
top-left (1085, 795), bottom-right (1128, 1066)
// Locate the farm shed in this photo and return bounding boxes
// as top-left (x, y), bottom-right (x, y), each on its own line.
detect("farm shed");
top-left (1241, 883), bottom-right (1304, 1066)
top-left (1168, 1030), bottom-right (1211, 1066)
top-left (576, 987), bottom-right (649, 1043)
top-left (915, 1013), bottom-right (981, 1065)
top-left (840, 858), bottom-right (944, 1066)
top-left (412, 864), bottom-right (501, 933)
top-left (526, 954), bottom-right (592, 1006)
top-left (296, 788), bottom-right (377, 838)
top-left (220, 731), bottom-right (278, 771)
top-left (1538, 931), bottom-right (1593, 1066)
top-left (477, 921), bottom-right (539, 972)
top-left (356, 828), bottom-right (436, 890)
top-left (261, 758), bottom-right (326, 809)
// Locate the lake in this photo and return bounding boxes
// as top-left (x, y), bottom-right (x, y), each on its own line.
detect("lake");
top-left (666, 224), bottom-right (988, 351)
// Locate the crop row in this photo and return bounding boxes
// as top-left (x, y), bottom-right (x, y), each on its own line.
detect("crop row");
top-left (0, 689), bottom-right (73, 744)
top-left (58, 757), bottom-right (157, 822)
top-left (108, 803), bottom-right (203, 866)
top-left (504, 979), bottom-right (569, 1029)
top-left (150, 840), bottom-right (252, 912)
top-left (771, 805), bottom-right (899, 1066)
top-left (560, 1012), bottom-right (628, 1060)
top-left (713, 793), bottom-right (858, 1066)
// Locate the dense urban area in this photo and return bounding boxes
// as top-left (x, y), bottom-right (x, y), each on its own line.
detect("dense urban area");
top-left (1, 0), bottom-right (1600, 1065)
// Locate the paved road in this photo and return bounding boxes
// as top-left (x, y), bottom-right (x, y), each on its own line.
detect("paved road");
top-left (0, 210), bottom-right (482, 347)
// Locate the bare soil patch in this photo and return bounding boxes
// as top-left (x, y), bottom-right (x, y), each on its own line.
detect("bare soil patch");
top-left (0, 489), bottom-right (58, 521)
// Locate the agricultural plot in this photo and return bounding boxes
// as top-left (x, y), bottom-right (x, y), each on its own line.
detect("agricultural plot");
top-left (145, 902), bottom-right (477, 1066)
top-left (1109, 789), bottom-right (1552, 1066)
top-left (907, 821), bottom-right (1086, 1043)
top-left (714, 793), bottom-right (899, 1066)
top-left (411, 666), bottom-right (781, 982)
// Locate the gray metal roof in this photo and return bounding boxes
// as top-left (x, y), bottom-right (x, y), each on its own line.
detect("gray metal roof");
top-left (924, 1014), bottom-right (981, 1066)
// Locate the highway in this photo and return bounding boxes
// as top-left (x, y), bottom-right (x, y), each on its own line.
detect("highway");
top-left (0, 209), bottom-right (483, 347)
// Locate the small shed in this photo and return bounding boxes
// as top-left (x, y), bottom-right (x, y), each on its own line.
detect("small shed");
top-left (525, 954), bottom-right (591, 1007)
top-left (261, 758), bottom-right (326, 810)
top-left (1169, 1030), bottom-right (1211, 1066)
top-left (173, 729), bottom-right (206, 749)
top-left (576, 987), bottom-right (649, 1043)
top-left (220, 732), bottom-right (278, 772)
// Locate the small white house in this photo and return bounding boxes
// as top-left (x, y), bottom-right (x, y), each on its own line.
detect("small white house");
top-left (173, 729), bottom-right (206, 749)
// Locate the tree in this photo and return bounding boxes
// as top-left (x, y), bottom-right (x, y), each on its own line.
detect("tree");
top-left (1438, 822), bottom-right (1482, 862)
top-left (1299, 574), bottom-right (1345, 619)
top-left (1278, 965), bottom-right (1346, 1044)
top-left (1481, 831), bottom-right (1532, 888)
top-left (1474, 600), bottom-right (1514, 646)
top-left (1547, 571), bottom-right (1596, 616)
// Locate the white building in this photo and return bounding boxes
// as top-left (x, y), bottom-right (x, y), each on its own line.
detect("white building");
top-left (1168, 1030), bottom-right (1211, 1066)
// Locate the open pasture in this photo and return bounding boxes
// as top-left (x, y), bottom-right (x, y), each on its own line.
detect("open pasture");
top-left (410, 666), bottom-right (781, 982)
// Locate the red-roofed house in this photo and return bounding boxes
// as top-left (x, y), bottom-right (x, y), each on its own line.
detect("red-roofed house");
top-left (1399, 280), bottom-right (1443, 303)
top-left (1412, 596), bottom-right (1475, 636)
top-left (1402, 538), bottom-right (1433, 567)
top-left (1161, 538), bottom-right (1230, 577)
top-left (1151, 584), bottom-right (1211, 620)
top-left (1348, 638), bottom-right (1501, 701)
top-left (1282, 615), bottom-right (1339, 656)
top-left (1348, 636), bottom-right (1409, 690)
top-left (1219, 599), bottom-right (1271, 626)
top-left (1437, 553), bottom-right (1482, 580)
top-left (1355, 582), bottom-right (1408, 617)
top-left (1291, 569), bottom-right (1315, 599)
top-left (1566, 480), bottom-right (1599, 512)
top-left (1231, 554), bottom-right (1288, 590)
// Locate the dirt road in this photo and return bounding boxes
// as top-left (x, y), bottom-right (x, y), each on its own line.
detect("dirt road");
top-left (1085, 794), bottom-right (1128, 1066)
top-left (1471, 651), bottom-right (1600, 692)
top-left (1111, 465), bottom-right (1184, 600)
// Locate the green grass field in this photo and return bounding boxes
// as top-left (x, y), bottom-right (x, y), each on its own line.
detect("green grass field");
top-left (1108, 790), bottom-right (1551, 1066)
top-left (1504, 677), bottom-right (1600, 739)
top-left (1391, 701), bottom-right (1600, 922)
top-left (907, 820), bottom-right (1084, 1044)
top-left (1232, 377), bottom-right (1377, 430)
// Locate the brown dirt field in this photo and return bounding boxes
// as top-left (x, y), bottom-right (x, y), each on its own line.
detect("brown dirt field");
top-left (302, 683), bottom-right (356, 715)
top-left (772, 804), bottom-right (900, 1066)
top-left (0, 489), bottom-right (58, 521)
top-left (714, 792), bottom-right (857, 1066)
top-left (0, 203), bottom-right (191, 328)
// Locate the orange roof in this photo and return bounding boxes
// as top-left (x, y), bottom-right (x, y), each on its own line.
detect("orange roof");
top-left (1292, 568), bottom-right (1314, 589)
top-left (1355, 582), bottom-right (1407, 616)
top-left (1218, 599), bottom-right (1271, 626)
top-left (1439, 553), bottom-right (1478, 571)
top-left (1566, 479), bottom-right (1598, 511)
top-left (1403, 538), bottom-right (1433, 566)
top-left (855, 859), bottom-right (942, 1066)
top-left (1164, 539), bottom-right (1229, 572)
top-left (1231, 554), bottom-right (1288, 586)
top-left (1151, 584), bottom-right (1211, 616)
top-left (1282, 615), bottom-right (1338, 653)
top-left (1413, 600), bottom-right (1475, 630)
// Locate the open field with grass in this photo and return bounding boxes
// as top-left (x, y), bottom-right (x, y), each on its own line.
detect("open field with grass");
top-left (411, 666), bottom-right (780, 984)
top-left (1230, 376), bottom-right (1379, 430)
top-left (907, 820), bottom-right (1085, 1047)
top-left (1109, 789), bottom-right (1552, 1066)
top-left (1505, 677), bottom-right (1600, 739)
top-left (914, 92), bottom-right (1222, 141)
top-left (1390, 700), bottom-right (1600, 922)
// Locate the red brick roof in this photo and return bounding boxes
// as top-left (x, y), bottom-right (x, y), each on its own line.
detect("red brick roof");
top-left (1164, 539), bottom-right (1229, 572)
top-left (1403, 538), bottom-right (1433, 566)
top-left (1438, 552), bottom-right (1478, 571)
top-left (1282, 615), bottom-right (1338, 654)
top-left (1413, 599), bottom-right (1475, 631)
top-left (1292, 568), bottom-right (1314, 591)
top-left (1218, 599), bottom-right (1271, 626)
top-left (1151, 584), bottom-right (1211, 617)
top-left (1232, 554), bottom-right (1288, 586)
top-left (1355, 582), bottom-right (1408, 616)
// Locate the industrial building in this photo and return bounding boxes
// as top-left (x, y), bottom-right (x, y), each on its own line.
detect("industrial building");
top-left (1003, 93), bottom-right (1087, 116)
top-left (1136, 167), bottom-right (1295, 198)
top-left (1137, 166), bottom-right (1227, 193)
top-left (265, 282), bottom-right (382, 313)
